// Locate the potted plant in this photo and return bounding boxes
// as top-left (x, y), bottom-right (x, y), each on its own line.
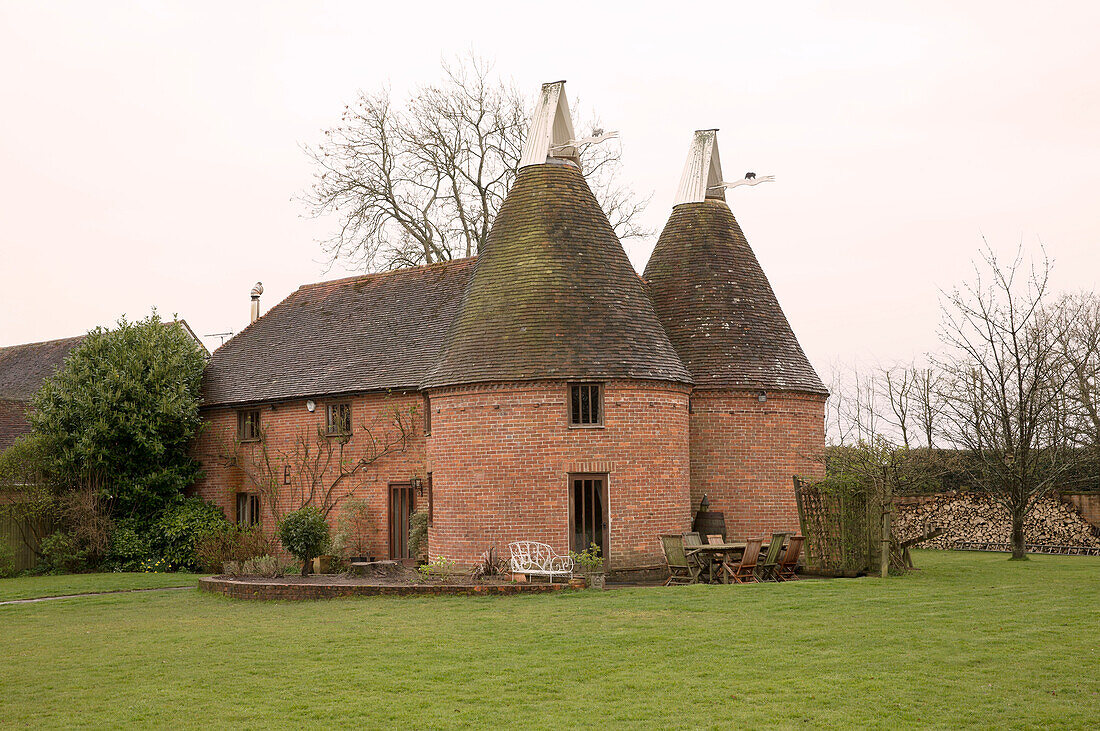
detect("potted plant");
top-left (572, 543), bottom-right (605, 590)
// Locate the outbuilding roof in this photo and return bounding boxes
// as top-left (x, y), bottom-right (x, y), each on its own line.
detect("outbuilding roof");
top-left (644, 199), bottom-right (827, 394)
top-left (421, 162), bottom-right (692, 389)
top-left (0, 335), bottom-right (86, 402)
top-left (201, 258), bottom-right (475, 407)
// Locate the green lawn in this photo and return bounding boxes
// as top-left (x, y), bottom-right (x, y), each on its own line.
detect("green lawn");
top-left (0, 571), bottom-right (203, 602)
top-left (1, 551), bottom-right (1097, 729)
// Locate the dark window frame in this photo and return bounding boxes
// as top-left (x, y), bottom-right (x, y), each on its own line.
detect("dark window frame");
top-left (237, 409), bottom-right (261, 442)
top-left (326, 401), bottom-right (352, 436)
top-left (423, 393), bottom-right (432, 435)
top-left (568, 382), bottom-right (604, 427)
top-left (236, 492), bottom-right (260, 527)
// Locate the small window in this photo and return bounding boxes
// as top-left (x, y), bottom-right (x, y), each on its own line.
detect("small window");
top-left (569, 383), bottom-right (603, 426)
top-left (326, 402), bottom-right (352, 436)
top-left (236, 493), bottom-right (260, 527)
top-left (237, 409), bottom-right (261, 441)
top-left (423, 393), bottom-right (431, 435)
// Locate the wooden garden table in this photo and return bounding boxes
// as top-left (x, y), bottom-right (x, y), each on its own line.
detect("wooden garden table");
top-left (685, 542), bottom-right (746, 584)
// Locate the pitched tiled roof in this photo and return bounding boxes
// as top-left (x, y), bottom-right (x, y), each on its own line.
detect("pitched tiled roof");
top-left (201, 259), bottom-right (476, 407)
top-left (422, 162), bottom-right (692, 389)
top-left (0, 335), bottom-right (85, 402)
top-left (643, 199), bottom-right (827, 394)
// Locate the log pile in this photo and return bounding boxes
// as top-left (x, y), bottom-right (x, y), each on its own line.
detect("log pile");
top-left (894, 493), bottom-right (1100, 549)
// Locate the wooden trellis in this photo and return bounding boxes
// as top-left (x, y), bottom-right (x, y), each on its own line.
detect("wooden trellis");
top-left (794, 476), bottom-right (884, 577)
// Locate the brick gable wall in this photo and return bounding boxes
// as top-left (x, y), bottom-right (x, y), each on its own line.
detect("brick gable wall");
top-left (190, 391), bottom-right (427, 561)
top-left (0, 399), bottom-right (31, 452)
top-left (424, 379), bottom-right (692, 572)
top-left (688, 389), bottom-right (826, 539)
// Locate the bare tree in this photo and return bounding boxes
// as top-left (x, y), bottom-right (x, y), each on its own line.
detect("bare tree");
top-left (303, 54), bottom-right (651, 272)
top-left (883, 366), bottom-right (914, 448)
top-left (1050, 292), bottom-right (1100, 456)
top-left (936, 242), bottom-right (1077, 559)
top-left (912, 366), bottom-right (942, 450)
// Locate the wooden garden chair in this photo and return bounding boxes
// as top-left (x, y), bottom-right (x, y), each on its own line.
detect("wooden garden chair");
top-left (757, 532), bottom-right (789, 581)
top-left (726, 537), bottom-right (764, 584)
top-left (661, 535), bottom-right (702, 586)
top-left (775, 535), bottom-right (805, 581)
top-left (682, 532), bottom-right (714, 582)
top-left (706, 534), bottom-right (725, 545)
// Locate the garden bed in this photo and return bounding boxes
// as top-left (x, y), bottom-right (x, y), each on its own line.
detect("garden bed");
top-left (199, 574), bottom-right (567, 600)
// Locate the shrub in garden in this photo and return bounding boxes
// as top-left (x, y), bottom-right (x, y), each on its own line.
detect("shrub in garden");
top-left (195, 526), bottom-right (271, 573)
top-left (278, 506), bottom-right (330, 576)
top-left (408, 509), bottom-right (428, 558)
top-left (28, 312), bottom-right (206, 519)
top-left (334, 497), bottom-right (371, 559)
top-left (240, 555), bottom-right (290, 578)
top-left (105, 521), bottom-right (153, 572)
top-left (39, 531), bottom-right (88, 573)
top-left (0, 540), bottom-right (15, 578)
top-left (154, 498), bottom-right (231, 570)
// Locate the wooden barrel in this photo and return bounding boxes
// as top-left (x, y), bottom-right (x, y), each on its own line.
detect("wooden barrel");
top-left (693, 510), bottom-right (727, 540)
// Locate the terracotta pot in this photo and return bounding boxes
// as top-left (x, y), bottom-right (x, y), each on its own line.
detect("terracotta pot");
top-left (312, 555), bottom-right (334, 574)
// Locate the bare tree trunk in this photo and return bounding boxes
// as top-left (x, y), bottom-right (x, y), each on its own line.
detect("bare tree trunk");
top-left (1009, 509), bottom-right (1027, 560)
top-left (301, 558), bottom-right (312, 576)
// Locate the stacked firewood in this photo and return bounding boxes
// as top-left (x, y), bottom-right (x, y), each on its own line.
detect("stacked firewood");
top-left (894, 493), bottom-right (1100, 548)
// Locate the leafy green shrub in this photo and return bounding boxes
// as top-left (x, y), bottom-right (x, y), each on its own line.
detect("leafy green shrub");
top-left (105, 520), bottom-right (154, 571)
top-left (408, 509), bottom-right (428, 558)
top-left (0, 540), bottom-right (16, 578)
top-left (154, 498), bottom-right (231, 570)
top-left (39, 531), bottom-right (88, 573)
top-left (222, 560), bottom-right (241, 577)
top-left (28, 312), bottom-right (207, 518)
top-left (195, 526), bottom-right (270, 573)
top-left (278, 506), bottom-right (330, 576)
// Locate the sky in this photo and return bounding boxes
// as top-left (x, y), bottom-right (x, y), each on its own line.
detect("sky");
top-left (2, 1), bottom-right (1098, 376)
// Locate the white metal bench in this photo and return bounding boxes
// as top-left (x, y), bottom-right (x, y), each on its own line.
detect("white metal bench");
top-left (508, 541), bottom-right (574, 583)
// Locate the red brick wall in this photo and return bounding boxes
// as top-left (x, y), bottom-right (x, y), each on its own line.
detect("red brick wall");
top-left (190, 391), bottom-right (427, 560)
top-left (688, 389), bottom-right (825, 540)
top-left (0, 399), bottom-right (31, 452)
top-left (424, 379), bottom-right (691, 572)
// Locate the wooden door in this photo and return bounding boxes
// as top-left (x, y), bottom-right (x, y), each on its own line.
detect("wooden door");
top-left (388, 483), bottom-right (415, 559)
top-left (569, 474), bottom-right (608, 563)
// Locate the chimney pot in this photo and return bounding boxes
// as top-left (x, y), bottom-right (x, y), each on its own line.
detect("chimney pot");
top-left (250, 282), bottom-right (263, 324)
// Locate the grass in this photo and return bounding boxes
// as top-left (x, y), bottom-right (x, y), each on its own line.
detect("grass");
top-left (1, 551), bottom-right (1098, 729)
top-left (0, 571), bottom-right (203, 602)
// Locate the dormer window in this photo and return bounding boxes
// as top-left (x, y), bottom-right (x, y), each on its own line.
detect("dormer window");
top-left (326, 402), bottom-right (352, 436)
top-left (569, 383), bottom-right (603, 426)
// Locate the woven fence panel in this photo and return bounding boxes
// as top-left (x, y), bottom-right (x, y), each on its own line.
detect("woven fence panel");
top-left (794, 477), bottom-right (875, 576)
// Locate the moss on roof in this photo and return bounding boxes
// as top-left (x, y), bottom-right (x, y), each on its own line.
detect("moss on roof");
top-left (643, 199), bottom-right (826, 394)
top-left (422, 163), bottom-right (691, 388)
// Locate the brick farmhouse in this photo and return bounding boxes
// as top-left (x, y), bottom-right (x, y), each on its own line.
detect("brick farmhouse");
top-left (191, 83), bottom-right (827, 575)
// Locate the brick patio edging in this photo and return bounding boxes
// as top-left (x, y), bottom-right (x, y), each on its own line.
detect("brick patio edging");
top-left (199, 576), bottom-right (567, 600)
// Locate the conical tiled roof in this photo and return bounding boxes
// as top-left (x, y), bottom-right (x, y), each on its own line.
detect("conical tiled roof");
top-left (644, 198), bottom-right (827, 394)
top-left (421, 161), bottom-right (692, 388)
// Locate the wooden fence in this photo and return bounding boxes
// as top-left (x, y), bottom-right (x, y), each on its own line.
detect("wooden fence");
top-left (1, 491), bottom-right (52, 573)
